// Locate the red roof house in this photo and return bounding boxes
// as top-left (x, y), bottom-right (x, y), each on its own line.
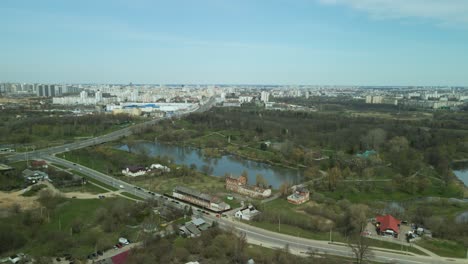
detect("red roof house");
top-left (111, 250), bottom-right (129, 264)
top-left (31, 160), bottom-right (47, 168)
top-left (376, 214), bottom-right (401, 234)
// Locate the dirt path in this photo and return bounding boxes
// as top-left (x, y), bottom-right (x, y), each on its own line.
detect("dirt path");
top-left (0, 181), bottom-right (115, 216)
top-left (0, 187), bottom-right (40, 215)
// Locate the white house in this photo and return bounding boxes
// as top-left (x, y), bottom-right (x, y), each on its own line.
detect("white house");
top-left (121, 166), bottom-right (147, 177)
top-left (150, 164), bottom-right (171, 172)
top-left (235, 205), bottom-right (261, 221)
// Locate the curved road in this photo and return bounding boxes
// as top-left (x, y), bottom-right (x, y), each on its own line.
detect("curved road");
top-left (38, 156), bottom-right (468, 264)
top-left (5, 98), bottom-right (467, 264)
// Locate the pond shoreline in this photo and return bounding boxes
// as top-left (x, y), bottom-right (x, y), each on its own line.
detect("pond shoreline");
top-left (117, 140), bottom-right (305, 189)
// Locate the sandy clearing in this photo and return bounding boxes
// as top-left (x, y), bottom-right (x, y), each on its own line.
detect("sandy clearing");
top-left (0, 181), bottom-right (117, 216)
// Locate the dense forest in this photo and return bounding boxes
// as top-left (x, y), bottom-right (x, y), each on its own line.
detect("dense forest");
top-left (134, 106), bottom-right (467, 198)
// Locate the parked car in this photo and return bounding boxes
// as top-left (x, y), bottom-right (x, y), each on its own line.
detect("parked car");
top-left (119, 237), bottom-right (130, 245)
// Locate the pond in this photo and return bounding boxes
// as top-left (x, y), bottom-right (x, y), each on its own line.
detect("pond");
top-left (118, 142), bottom-right (304, 189)
top-left (453, 169), bottom-right (468, 187)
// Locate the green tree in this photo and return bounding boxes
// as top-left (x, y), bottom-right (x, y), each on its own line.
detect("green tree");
top-left (255, 174), bottom-right (268, 188)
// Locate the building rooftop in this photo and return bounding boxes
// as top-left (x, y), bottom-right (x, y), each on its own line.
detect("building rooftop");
top-left (174, 186), bottom-right (213, 202)
top-left (185, 223), bottom-right (201, 236)
top-left (376, 214), bottom-right (400, 233)
top-left (192, 218), bottom-right (206, 227)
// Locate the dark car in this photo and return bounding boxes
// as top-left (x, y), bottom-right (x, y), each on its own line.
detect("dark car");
top-left (97, 250), bottom-right (103, 256)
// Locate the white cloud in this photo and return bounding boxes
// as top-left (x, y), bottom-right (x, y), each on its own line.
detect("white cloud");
top-left (318, 0), bottom-right (468, 25)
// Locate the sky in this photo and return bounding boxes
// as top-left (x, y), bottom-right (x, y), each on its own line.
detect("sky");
top-left (1, 0), bottom-right (468, 86)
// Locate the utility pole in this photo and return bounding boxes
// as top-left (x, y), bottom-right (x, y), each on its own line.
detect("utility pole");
top-left (329, 228), bottom-right (332, 243)
top-left (278, 215), bottom-right (281, 232)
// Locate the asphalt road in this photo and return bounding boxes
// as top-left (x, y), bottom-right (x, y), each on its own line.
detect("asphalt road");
top-left (4, 98), bottom-right (467, 264)
top-left (41, 155), bottom-right (468, 264)
top-left (5, 98), bottom-right (218, 163)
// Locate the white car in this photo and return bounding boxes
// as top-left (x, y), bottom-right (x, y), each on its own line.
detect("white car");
top-left (119, 185), bottom-right (125, 189)
top-left (119, 237), bottom-right (130, 245)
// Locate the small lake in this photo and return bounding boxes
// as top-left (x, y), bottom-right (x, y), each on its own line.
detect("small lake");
top-left (118, 142), bottom-right (304, 189)
top-left (454, 169), bottom-right (468, 187)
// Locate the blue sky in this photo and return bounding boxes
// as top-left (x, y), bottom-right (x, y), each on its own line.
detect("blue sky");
top-left (1, 0), bottom-right (468, 85)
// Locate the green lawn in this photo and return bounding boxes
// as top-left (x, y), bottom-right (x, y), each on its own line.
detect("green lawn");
top-left (416, 238), bottom-right (467, 258)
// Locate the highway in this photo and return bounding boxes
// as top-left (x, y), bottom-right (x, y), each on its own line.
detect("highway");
top-left (4, 98), bottom-right (467, 264)
top-left (42, 156), bottom-right (468, 264)
top-left (5, 97), bottom-right (217, 163)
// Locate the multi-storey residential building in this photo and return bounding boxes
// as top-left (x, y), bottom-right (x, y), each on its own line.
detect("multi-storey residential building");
top-left (225, 175), bottom-right (272, 198)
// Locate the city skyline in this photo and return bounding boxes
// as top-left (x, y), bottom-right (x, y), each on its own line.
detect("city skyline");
top-left (1, 0), bottom-right (468, 86)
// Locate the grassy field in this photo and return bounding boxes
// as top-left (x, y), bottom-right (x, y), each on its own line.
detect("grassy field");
top-left (70, 170), bottom-right (118, 191)
top-left (416, 238), bottom-right (467, 258)
top-left (58, 182), bottom-right (107, 194)
top-left (136, 174), bottom-right (226, 195)
top-left (245, 198), bottom-right (430, 256)
top-left (58, 147), bottom-right (131, 175)
top-left (3, 198), bottom-right (139, 259)
top-left (248, 198), bottom-right (344, 241)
